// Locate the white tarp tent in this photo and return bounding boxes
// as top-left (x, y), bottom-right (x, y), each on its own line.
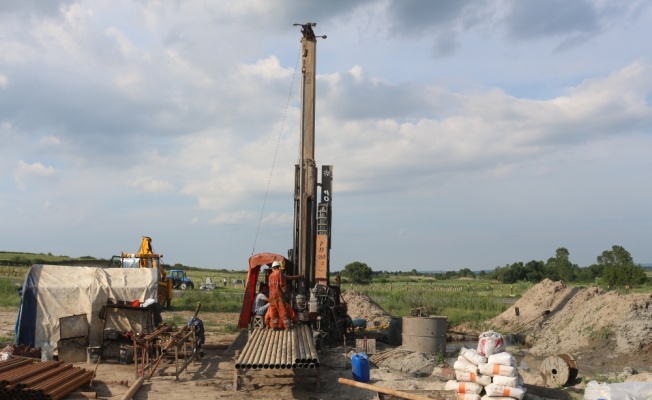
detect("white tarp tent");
top-left (15, 264), bottom-right (158, 350)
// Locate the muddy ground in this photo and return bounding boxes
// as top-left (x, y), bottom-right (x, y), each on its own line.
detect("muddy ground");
top-left (2, 279), bottom-right (652, 399)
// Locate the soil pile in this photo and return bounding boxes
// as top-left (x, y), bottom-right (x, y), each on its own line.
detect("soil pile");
top-left (488, 279), bottom-right (652, 370)
top-left (341, 290), bottom-right (393, 327)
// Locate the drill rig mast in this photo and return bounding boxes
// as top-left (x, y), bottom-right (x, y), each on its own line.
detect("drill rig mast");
top-left (291, 22), bottom-right (332, 288)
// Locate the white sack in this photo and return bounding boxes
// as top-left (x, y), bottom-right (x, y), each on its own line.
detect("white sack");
top-left (445, 380), bottom-right (483, 395)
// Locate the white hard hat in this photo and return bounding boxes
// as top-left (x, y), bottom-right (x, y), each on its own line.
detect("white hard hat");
top-left (272, 261), bottom-right (280, 268)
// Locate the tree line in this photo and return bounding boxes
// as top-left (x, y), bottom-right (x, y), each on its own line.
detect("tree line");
top-left (340, 245), bottom-right (648, 287)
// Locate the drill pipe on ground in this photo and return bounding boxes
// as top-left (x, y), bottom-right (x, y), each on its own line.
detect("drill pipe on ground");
top-left (29, 367), bottom-right (84, 393)
top-left (0, 358), bottom-right (35, 374)
top-left (48, 370), bottom-right (94, 400)
top-left (5, 363), bottom-right (73, 392)
top-left (1, 361), bottom-right (64, 390)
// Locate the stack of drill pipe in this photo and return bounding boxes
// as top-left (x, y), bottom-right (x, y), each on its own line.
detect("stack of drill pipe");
top-left (0, 361), bottom-right (94, 400)
top-left (254, 331), bottom-right (269, 369)
top-left (0, 358), bottom-right (35, 374)
top-left (280, 331), bottom-right (288, 369)
top-left (246, 330), bottom-right (266, 369)
top-left (274, 331), bottom-right (283, 369)
top-left (299, 325), bottom-right (318, 368)
top-left (295, 328), bottom-right (305, 368)
top-left (0, 360), bottom-right (62, 395)
top-left (235, 329), bottom-right (260, 369)
top-left (235, 325), bottom-right (320, 371)
top-left (3, 363), bottom-right (73, 395)
top-left (290, 330), bottom-right (297, 369)
top-left (262, 330), bottom-right (276, 368)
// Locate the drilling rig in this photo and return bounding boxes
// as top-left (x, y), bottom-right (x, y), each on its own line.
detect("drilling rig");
top-left (238, 23), bottom-right (351, 343)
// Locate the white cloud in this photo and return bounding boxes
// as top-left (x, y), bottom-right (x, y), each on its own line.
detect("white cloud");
top-left (13, 160), bottom-right (56, 190)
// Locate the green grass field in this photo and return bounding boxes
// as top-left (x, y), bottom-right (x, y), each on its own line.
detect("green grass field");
top-left (1, 253), bottom-right (649, 328)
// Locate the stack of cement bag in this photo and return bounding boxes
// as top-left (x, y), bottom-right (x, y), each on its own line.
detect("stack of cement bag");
top-left (445, 330), bottom-right (526, 400)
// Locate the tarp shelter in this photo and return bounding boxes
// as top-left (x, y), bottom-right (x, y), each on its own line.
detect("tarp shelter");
top-left (15, 264), bottom-right (158, 351)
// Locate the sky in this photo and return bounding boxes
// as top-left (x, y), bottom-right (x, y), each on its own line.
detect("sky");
top-left (1, 0), bottom-right (651, 272)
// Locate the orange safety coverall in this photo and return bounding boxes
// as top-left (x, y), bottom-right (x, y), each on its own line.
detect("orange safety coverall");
top-left (265, 302), bottom-right (296, 329)
top-left (267, 268), bottom-right (290, 329)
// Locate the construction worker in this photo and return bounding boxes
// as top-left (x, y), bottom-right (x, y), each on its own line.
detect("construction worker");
top-left (279, 261), bottom-right (303, 285)
top-left (253, 283), bottom-right (269, 316)
top-left (267, 261), bottom-right (290, 330)
top-left (265, 300), bottom-right (297, 329)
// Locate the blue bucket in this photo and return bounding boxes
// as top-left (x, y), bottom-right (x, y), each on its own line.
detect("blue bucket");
top-left (351, 352), bottom-right (370, 383)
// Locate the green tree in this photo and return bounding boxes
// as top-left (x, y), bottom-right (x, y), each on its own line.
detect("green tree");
top-left (598, 245), bottom-right (646, 286)
top-left (342, 261), bottom-right (373, 284)
top-left (545, 247), bottom-right (579, 282)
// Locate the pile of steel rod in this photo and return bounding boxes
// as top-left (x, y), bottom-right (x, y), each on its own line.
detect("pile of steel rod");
top-left (0, 358), bottom-right (94, 400)
top-left (235, 324), bottom-right (319, 370)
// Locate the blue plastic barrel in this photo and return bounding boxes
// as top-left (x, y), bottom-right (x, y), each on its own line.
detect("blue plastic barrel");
top-left (351, 353), bottom-right (370, 383)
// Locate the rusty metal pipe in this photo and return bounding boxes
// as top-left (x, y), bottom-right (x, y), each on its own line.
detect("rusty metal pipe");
top-left (5, 364), bottom-right (73, 392)
top-left (0, 358), bottom-right (34, 373)
top-left (49, 370), bottom-right (94, 400)
top-left (29, 368), bottom-right (82, 391)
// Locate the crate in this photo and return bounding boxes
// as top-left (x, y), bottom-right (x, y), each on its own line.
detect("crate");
top-left (119, 345), bottom-right (134, 364)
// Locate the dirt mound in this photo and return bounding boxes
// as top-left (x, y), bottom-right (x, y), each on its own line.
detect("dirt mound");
top-left (341, 290), bottom-right (393, 326)
top-left (488, 279), bottom-right (652, 370)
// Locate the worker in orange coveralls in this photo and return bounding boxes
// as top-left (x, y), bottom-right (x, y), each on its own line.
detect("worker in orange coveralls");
top-left (267, 261), bottom-right (290, 330)
top-left (265, 301), bottom-right (296, 329)
top-left (267, 261), bottom-right (303, 330)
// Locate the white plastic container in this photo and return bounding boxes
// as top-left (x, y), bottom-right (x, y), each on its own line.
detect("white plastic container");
top-left (41, 341), bottom-right (53, 362)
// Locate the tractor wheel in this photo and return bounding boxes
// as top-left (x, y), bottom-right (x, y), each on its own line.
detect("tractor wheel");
top-left (180, 283), bottom-right (188, 290)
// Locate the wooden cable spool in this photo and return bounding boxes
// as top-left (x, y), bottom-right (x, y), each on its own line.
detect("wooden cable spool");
top-left (540, 353), bottom-right (578, 387)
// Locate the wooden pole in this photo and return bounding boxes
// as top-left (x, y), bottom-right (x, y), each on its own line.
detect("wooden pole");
top-left (338, 378), bottom-right (444, 400)
top-left (120, 377), bottom-right (144, 400)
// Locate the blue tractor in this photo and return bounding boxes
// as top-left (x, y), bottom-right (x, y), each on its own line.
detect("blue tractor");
top-left (169, 269), bottom-right (194, 290)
